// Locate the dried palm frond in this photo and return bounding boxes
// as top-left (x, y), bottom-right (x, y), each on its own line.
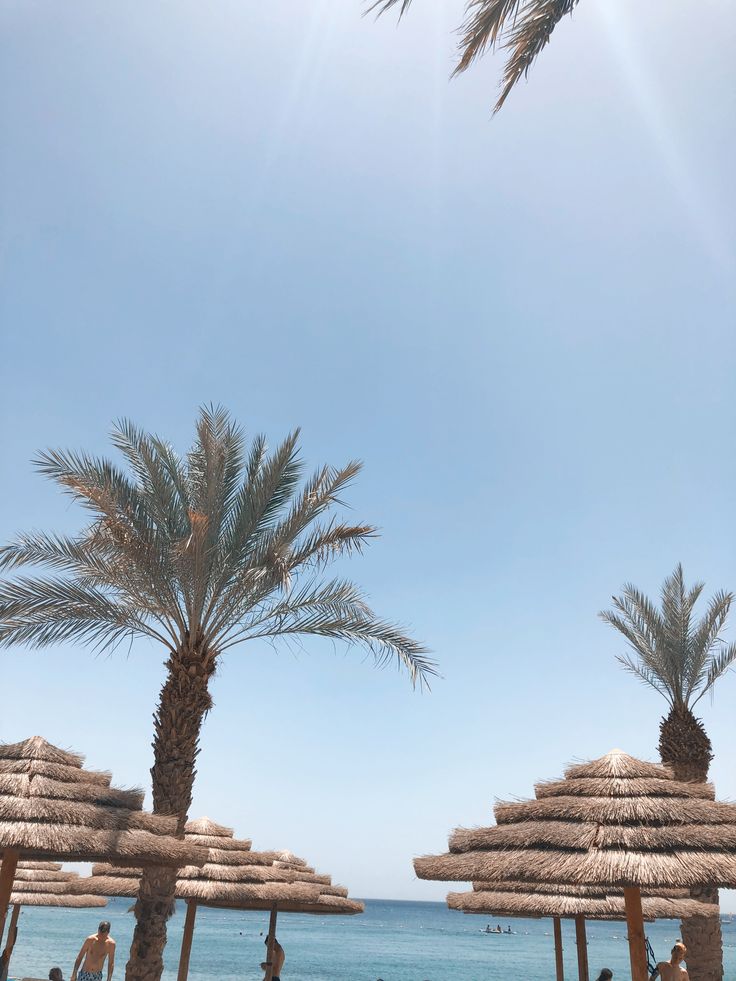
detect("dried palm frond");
top-left (369, 0), bottom-right (582, 111)
top-left (416, 749), bottom-right (736, 891)
top-left (0, 737), bottom-right (202, 867)
top-left (75, 817), bottom-right (364, 916)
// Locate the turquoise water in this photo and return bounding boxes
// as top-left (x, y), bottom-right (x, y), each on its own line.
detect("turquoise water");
top-left (7, 897), bottom-right (736, 980)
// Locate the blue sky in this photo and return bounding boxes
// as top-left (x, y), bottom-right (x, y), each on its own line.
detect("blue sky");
top-left (1, 0), bottom-right (735, 906)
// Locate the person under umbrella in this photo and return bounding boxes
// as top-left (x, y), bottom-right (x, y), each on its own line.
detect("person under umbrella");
top-left (71, 921), bottom-right (115, 981)
top-left (650, 942), bottom-right (688, 981)
top-left (261, 935), bottom-right (285, 980)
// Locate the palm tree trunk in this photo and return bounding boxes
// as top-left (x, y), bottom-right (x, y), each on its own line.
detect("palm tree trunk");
top-left (680, 886), bottom-right (723, 981)
top-left (659, 708), bottom-right (723, 981)
top-left (125, 642), bottom-right (215, 981)
top-left (659, 705), bottom-right (712, 782)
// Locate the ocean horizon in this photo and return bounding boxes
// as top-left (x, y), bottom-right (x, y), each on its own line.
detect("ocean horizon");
top-left (8, 897), bottom-right (736, 980)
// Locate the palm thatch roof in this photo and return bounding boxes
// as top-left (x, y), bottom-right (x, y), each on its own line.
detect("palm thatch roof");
top-left (469, 881), bottom-right (690, 898)
top-left (0, 737), bottom-right (203, 866)
top-left (73, 817), bottom-right (364, 915)
top-left (9, 860), bottom-right (106, 909)
top-left (447, 886), bottom-right (718, 921)
top-left (414, 749), bottom-right (736, 890)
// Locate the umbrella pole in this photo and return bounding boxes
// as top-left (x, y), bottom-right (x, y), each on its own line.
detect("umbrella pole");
top-left (553, 916), bottom-right (565, 981)
top-left (574, 915), bottom-right (589, 981)
top-left (0, 903), bottom-right (20, 981)
top-left (177, 899), bottom-right (198, 981)
top-left (265, 904), bottom-right (278, 981)
top-left (0, 850), bottom-right (19, 948)
top-left (624, 887), bottom-right (648, 981)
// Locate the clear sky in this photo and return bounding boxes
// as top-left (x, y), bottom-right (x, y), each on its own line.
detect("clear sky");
top-left (1, 0), bottom-right (735, 905)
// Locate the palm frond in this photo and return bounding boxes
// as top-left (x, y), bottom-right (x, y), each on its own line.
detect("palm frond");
top-left (3, 413), bottom-right (429, 690)
top-left (228, 579), bottom-right (436, 690)
top-left (0, 576), bottom-right (170, 650)
top-left (690, 591), bottom-right (732, 669)
top-left (493, 0), bottom-right (580, 111)
top-left (614, 653), bottom-right (674, 705)
top-left (216, 431), bottom-right (302, 572)
top-left (0, 531), bottom-right (110, 578)
top-left (252, 461), bottom-right (364, 576)
top-left (700, 642), bottom-right (736, 704)
top-left (110, 419), bottom-right (190, 538)
top-left (455, 0), bottom-right (527, 73)
top-left (147, 434), bottom-right (193, 518)
top-left (223, 578), bottom-right (372, 641)
top-left (202, 431), bottom-right (303, 632)
top-left (366, 0), bottom-right (414, 16)
top-left (601, 565), bottom-right (736, 711)
top-left (283, 520), bottom-right (377, 571)
top-left (371, 0), bottom-right (581, 112)
top-left (187, 405), bottom-right (245, 531)
top-left (204, 465), bottom-right (368, 640)
top-left (34, 448), bottom-right (147, 527)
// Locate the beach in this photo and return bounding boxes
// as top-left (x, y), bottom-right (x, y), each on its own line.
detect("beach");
top-left (9, 897), bottom-right (736, 980)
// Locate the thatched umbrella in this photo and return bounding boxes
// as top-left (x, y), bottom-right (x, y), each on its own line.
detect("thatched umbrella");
top-left (74, 817), bottom-right (363, 981)
top-left (0, 861), bottom-right (107, 981)
top-left (447, 881), bottom-right (717, 981)
top-left (0, 736), bottom-right (204, 945)
top-left (413, 749), bottom-right (736, 981)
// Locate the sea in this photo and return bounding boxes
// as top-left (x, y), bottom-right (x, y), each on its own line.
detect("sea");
top-left (7, 898), bottom-right (736, 980)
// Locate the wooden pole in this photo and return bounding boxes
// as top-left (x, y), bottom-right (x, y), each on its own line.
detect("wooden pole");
top-left (264, 904), bottom-right (278, 981)
top-left (574, 915), bottom-right (589, 981)
top-left (0, 851), bottom-right (20, 950)
top-left (0, 903), bottom-right (21, 981)
top-left (553, 916), bottom-right (565, 981)
top-left (624, 886), bottom-right (649, 981)
top-left (176, 900), bottom-right (198, 981)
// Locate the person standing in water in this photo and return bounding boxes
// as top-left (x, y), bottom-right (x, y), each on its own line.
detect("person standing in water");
top-left (261, 935), bottom-right (285, 980)
top-left (71, 921), bottom-right (115, 981)
top-left (651, 942), bottom-right (689, 981)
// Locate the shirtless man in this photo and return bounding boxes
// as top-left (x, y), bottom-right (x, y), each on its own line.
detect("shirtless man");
top-left (71, 921), bottom-right (115, 981)
top-left (652, 942), bottom-right (689, 981)
top-left (260, 935), bottom-right (285, 980)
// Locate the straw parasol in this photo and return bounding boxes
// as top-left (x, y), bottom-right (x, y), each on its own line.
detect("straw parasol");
top-left (0, 861), bottom-right (106, 981)
top-left (0, 736), bottom-right (204, 945)
top-left (413, 749), bottom-right (736, 981)
top-left (74, 817), bottom-right (363, 981)
top-left (447, 882), bottom-right (717, 981)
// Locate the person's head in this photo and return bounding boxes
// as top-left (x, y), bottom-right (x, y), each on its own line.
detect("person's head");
top-left (49, 969), bottom-right (63, 981)
top-left (97, 921), bottom-right (111, 939)
top-left (596, 971), bottom-right (613, 981)
top-left (671, 942), bottom-right (687, 964)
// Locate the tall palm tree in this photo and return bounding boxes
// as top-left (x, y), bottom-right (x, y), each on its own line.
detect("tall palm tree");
top-left (370, 0), bottom-right (582, 112)
top-left (600, 564), bottom-right (736, 981)
top-left (0, 407), bottom-right (434, 981)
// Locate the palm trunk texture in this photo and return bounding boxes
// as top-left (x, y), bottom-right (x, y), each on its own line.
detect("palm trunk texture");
top-left (660, 707), bottom-right (723, 981)
top-left (680, 886), bottom-right (724, 981)
top-left (125, 641), bottom-right (215, 981)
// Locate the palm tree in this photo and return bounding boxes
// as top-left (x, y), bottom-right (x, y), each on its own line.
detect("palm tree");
top-left (0, 407), bottom-right (434, 981)
top-left (600, 564), bottom-right (736, 981)
top-left (370, 0), bottom-right (582, 112)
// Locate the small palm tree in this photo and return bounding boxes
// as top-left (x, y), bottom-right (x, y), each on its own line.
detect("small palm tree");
top-left (600, 564), bottom-right (736, 981)
top-left (599, 564), bottom-right (736, 782)
top-left (370, 0), bottom-right (582, 112)
top-left (0, 407), bottom-right (434, 981)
